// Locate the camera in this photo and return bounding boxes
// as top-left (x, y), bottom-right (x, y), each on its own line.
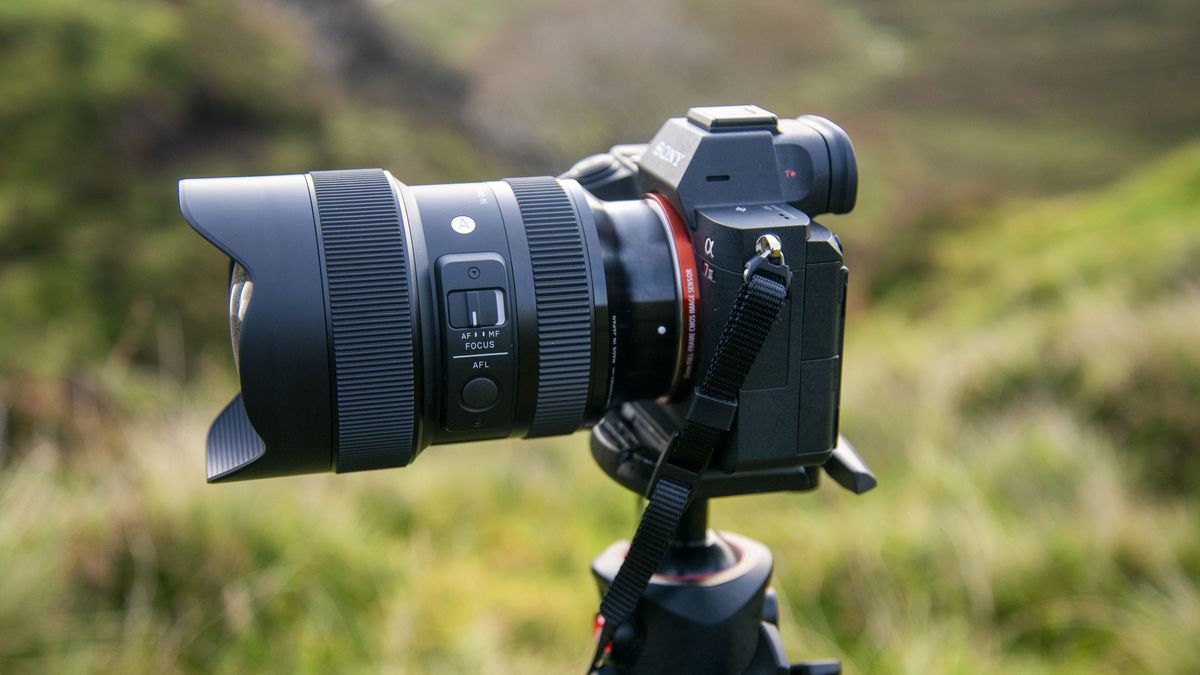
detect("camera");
top-left (180, 105), bottom-right (856, 484)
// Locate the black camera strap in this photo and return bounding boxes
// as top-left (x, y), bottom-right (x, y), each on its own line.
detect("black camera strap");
top-left (589, 243), bottom-right (792, 672)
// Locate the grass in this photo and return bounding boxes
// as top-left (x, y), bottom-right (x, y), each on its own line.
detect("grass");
top-left (0, 406), bottom-right (630, 674)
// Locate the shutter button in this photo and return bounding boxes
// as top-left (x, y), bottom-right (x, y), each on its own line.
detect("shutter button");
top-left (462, 377), bottom-right (499, 411)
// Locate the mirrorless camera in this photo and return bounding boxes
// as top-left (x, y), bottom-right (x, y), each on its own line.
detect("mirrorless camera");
top-left (180, 105), bottom-right (856, 485)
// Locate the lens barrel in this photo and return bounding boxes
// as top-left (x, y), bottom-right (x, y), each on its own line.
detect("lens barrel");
top-left (181, 172), bottom-right (684, 481)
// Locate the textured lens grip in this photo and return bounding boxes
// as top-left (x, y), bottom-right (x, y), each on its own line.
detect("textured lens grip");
top-left (312, 169), bottom-right (417, 471)
top-left (505, 177), bottom-right (594, 437)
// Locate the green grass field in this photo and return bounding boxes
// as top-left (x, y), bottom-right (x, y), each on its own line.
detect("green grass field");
top-left (2, 143), bottom-right (1197, 674)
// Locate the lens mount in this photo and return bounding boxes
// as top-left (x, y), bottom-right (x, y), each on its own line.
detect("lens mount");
top-left (644, 193), bottom-right (700, 399)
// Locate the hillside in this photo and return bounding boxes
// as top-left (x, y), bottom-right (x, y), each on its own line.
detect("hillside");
top-left (854, 141), bottom-right (1200, 491)
top-left (381, 0), bottom-right (1200, 226)
top-left (1, 138), bottom-right (1196, 673)
top-left (0, 0), bottom-right (513, 451)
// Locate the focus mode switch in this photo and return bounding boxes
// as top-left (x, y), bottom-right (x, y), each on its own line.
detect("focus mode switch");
top-left (447, 289), bottom-right (506, 328)
top-left (462, 377), bottom-right (499, 411)
top-left (435, 253), bottom-right (513, 435)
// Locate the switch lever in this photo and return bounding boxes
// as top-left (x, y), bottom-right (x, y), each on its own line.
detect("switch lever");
top-left (447, 289), bottom-right (505, 328)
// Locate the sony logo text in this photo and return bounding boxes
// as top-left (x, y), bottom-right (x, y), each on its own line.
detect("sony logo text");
top-left (651, 141), bottom-right (686, 168)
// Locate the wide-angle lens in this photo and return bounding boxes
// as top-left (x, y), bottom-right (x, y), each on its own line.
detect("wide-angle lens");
top-left (181, 171), bottom-right (684, 481)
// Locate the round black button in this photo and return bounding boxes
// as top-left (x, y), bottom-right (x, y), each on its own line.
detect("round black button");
top-left (461, 377), bottom-right (499, 411)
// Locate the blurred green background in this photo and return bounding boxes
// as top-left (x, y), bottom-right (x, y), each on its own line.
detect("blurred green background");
top-left (1, 0), bottom-right (1198, 672)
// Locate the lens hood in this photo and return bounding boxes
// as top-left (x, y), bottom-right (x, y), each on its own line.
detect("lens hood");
top-left (180, 174), bottom-right (335, 481)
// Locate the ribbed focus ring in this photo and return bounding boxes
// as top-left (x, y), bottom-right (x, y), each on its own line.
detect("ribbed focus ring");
top-left (312, 169), bottom-right (417, 471)
top-left (506, 177), bottom-right (594, 436)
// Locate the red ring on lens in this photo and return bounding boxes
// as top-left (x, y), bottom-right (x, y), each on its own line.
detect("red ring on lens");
top-left (644, 192), bottom-right (699, 399)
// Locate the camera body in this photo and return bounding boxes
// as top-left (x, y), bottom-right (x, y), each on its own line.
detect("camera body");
top-left (568, 105), bottom-right (853, 475)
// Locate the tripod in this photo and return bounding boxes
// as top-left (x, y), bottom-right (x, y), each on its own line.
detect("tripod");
top-left (588, 401), bottom-right (875, 675)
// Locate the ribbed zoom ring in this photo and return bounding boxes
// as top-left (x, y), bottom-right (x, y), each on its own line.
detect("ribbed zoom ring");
top-left (505, 177), bottom-right (594, 437)
top-left (312, 169), bottom-right (417, 471)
